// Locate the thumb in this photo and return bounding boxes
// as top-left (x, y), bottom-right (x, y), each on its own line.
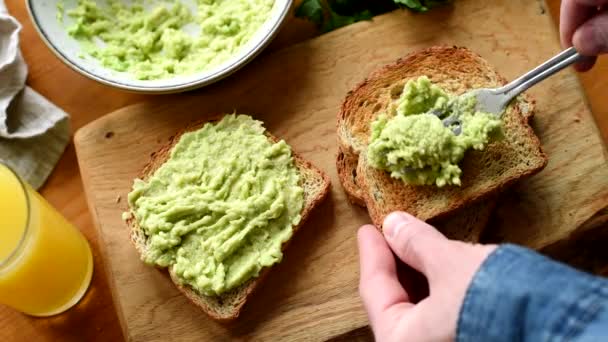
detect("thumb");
top-left (382, 212), bottom-right (451, 280)
top-left (573, 10), bottom-right (608, 56)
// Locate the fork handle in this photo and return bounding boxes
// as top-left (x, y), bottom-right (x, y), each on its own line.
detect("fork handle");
top-left (498, 47), bottom-right (583, 101)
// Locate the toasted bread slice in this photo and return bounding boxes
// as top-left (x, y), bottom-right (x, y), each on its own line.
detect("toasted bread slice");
top-left (337, 46), bottom-right (547, 227)
top-left (335, 54), bottom-right (536, 240)
top-left (337, 146), bottom-right (494, 242)
top-left (127, 117), bottom-right (330, 322)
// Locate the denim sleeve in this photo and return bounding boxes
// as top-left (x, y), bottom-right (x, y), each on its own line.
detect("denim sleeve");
top-left (457, 244), bottom-right (608, 342)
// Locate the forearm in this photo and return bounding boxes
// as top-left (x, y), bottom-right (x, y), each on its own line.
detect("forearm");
top-left (457, 244), bottom-right (608, 341)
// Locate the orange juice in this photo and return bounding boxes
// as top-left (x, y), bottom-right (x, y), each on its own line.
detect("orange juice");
top-left (0, 163), bottom-right (93, 316)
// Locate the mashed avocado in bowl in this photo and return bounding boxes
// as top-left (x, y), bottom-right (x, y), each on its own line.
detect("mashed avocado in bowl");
top-left (367, 76), bottom-right (503, 187)
top-left (27, 0), bottom-right (292, 92)
top-left (63, 0), bottom-right (274, 80)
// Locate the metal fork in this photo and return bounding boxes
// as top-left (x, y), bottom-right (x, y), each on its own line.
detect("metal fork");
top-left (442, 47), bottom-right (583, 134)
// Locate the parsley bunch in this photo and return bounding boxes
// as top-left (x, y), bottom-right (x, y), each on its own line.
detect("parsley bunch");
top-left (295, 0), bottom-right (449, 32)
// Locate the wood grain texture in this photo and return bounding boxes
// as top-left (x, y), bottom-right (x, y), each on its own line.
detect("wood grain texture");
top-left (545, 0), bottom-right (608, 143)
top-left (74, 1), bottom-right (608, 340)
top-left (2, 0), bottom-right (608, 341)
top-left (1, 2), bottom-right (316, 342)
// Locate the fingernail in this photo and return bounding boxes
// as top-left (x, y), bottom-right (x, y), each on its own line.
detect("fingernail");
top-left (383, 212), bottom-right (409, 239)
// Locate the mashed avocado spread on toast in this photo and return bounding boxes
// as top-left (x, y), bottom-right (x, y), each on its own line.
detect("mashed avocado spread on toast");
top-left (368, 76), bottom-right (503, 187)
top-left (126, 115), bottom-right (304, 296)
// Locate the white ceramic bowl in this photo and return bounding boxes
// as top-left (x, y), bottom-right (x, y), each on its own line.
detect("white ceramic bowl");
top-left (27, 0), bottom-right (292, 93)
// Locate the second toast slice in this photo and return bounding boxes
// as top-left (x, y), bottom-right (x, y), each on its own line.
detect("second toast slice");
top-left (337, 46), bottom-right (547, 227)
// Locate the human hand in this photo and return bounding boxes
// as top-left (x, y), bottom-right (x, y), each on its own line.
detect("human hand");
top-left (357, 212), bottom-right (497, 342)
top-left (560, 0), bottom-right (608, 71)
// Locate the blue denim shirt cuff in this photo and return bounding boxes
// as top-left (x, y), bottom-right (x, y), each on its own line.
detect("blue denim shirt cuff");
top-left (456, 244), bottom-right (608, 342)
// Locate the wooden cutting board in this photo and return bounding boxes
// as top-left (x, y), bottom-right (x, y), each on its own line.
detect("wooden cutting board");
top-left (74, 0), bottom-right (608, 340)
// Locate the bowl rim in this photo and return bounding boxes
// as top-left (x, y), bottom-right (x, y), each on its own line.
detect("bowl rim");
top-left (26, 0), bottom-right (293, 94)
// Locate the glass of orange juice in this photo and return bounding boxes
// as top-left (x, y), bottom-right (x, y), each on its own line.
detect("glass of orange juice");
top-left (0, 161), bottom-right (93, 316)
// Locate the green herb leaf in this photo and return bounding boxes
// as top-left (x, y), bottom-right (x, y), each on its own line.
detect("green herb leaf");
top-left (295, 0), bottom-right (450, 32)
top-left (295, 0), bottom-right (325, 26)
top-left (394, 0), bottom-right (449, 12)
top-left (394, 0), bottom-right (427, 11)
top-left (322, 7), bottom-right (373, 32)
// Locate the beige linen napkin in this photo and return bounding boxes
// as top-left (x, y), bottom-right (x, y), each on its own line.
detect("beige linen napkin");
top-left (0, 2), bottom-right (70, 189)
